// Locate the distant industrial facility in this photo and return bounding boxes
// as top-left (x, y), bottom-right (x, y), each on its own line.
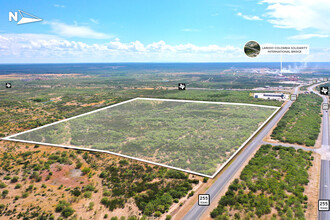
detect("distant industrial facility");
top-left (253, 93), bottom-right (289, 101)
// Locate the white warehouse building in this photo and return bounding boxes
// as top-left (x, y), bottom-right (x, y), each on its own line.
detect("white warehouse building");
top-left (253, 93), bottom-right (289, 101)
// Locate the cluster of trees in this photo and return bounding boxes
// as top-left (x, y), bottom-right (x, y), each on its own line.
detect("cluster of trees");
top-left (211, 145), bottom-right (312, 219)
top-left (99, 161), bottom-right (197, 217)
top-left (70, 183), bottom-right (96, 199)
top-left (272, 94), bottom-right (322, 146)
top-left (1, 206), bottom-right (55, 219)
top-left (1, 149), bottom-right (75, 186)
top-left (0, 146), bottom-right (80, 216)
top-left (55, 200), bottom-right (75, 218)
top-left (0, 143), bottom-right (197, 218)
top-left (101, 197), bottom-right (125, 211)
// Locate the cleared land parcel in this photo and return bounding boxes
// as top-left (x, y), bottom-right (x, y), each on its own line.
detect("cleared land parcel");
top-left (4, 98), bottom-right (278, 177)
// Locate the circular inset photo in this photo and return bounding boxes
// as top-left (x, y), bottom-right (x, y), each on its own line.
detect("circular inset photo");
top-left (244, 41), bottom-right (261, 58)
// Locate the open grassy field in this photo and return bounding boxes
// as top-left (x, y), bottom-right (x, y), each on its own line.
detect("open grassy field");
top-left (8, 98), bottom-right (277, 176)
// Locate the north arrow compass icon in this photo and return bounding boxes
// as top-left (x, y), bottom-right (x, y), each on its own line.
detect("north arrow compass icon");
top-left (17, 10), bottom-right (42, 24)
top-left (9, 10), bottom-right (43, 25)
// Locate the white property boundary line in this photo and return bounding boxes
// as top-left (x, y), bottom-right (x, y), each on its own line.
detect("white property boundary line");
top-left (210, 106), bottom-right (280, 178)
top-left (1, 98), bottom-right (280, 178)
top-left (3, 138), bottom-right (212, 178)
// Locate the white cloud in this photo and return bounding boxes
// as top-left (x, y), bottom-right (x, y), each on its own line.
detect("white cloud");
top-left (1, 34), bottom-right (328, 63)
top-left (46, 21), bottom-right (113, 39)
top-left (0, 34), bottom-right (244, 62)
top-left (260, 0), bottom-right (330, 32)
top-left (182, 28), bottom-right (200, 32)
top-left (89, 18), bottom-right (99, 24)
top-left (54, 4), bottom-right (65, 8)
top-left (288, 34), bottom-right (329, 39)
top-left (237, 12), bottom-right (262, 21)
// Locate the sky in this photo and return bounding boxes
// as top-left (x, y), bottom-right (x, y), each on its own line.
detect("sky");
top-left (1, 0), bottom-right (329, 63)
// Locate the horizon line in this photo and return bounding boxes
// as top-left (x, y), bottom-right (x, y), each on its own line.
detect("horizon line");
top-left (0, 61), bottom-right (329, 65)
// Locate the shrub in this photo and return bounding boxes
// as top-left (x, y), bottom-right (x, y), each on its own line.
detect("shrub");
top-left (203, 177), bottom-right (209, 183)
top-left (188, 191), bottom-right (195, 198)
top-left (84, 191), bottom-right (92, 199)
top-left (101, 197), bottom-right (109, 205)
top-left (154, 211), bottom-right (162, 217)
top-left (81, 167), bottom-right (91, 175)
top-left (22, 192), bottom-right (29, 198)
top-left (0, 182), bottom-right (6, 188)
top-left (76, 162), bottom-right (83, 169)
top-left (71, 187), bottom-right (81, 197)
top-left (100, 171), bottom-right (107, 178)
top-left (103, 190), bottom-right (111, 196)
top-left (10, 176), bottom-right (19, 183)
top-left (55, 200), bottom-right (70, 212)
top-left (119, 160), bottom-right (129, 166)
top-left (165, 170), bottom-right (187, 179)
top-left (88, 202), bottom-right (94, 210)
top-left (1, 190), bottom-right (9, 198)
top-left (83, 184), bottom-right (95, 192)
top-left (55, 200), bottom-right (75, 217)
top-left (62, 207), bottom-right (75, 217)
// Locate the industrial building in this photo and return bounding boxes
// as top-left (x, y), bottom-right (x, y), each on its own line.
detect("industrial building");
top-left (253, 93), bottom-right (289, 101)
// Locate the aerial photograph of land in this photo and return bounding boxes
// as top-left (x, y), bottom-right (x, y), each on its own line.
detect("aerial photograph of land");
top-left (1, 0), bottom-right (330, 220)
top-left (1, 62), bottom-right (329, 220)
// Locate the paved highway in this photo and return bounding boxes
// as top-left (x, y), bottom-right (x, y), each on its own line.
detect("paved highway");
top-left (319, 161), bottom-right (330, 220)
top-left (182, 86), bottom-right (300, 220)
top-left (308, 82), bottom-right (330, 220)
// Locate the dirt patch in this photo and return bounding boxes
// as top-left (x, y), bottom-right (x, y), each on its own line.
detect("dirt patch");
top-left (136, 88), bottom-right (155, 90)
top-left (81, 100), bottom-right (105, 107)
top-left (64, 101), bottom-right (79, 106)
top-left (305, 153), bottom-right (321, 220)
top-left (69, 169), bottom-right (82, 177)
top-left (45, 164), bottom-right (88, 188)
